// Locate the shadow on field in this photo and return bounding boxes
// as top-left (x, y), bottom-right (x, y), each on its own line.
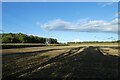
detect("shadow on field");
top-left (2, 46), bottom-right (119, 80)
top-left (2, 48), bottom-right (62, 65)
top-left (2, 48), bottom-right (62, 56)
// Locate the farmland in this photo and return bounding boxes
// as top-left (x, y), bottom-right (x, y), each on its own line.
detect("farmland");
top-left (2, 43), bottom-right (119, 79)
top-left (2, 2), bottom-right (119, 80)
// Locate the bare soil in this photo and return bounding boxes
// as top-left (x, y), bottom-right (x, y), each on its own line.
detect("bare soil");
top-left (2, 45), bottom-right (119, 79)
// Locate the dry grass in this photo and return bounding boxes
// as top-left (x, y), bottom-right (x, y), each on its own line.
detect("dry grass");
top-left (2, 45), bottom-right (119, 79)
top-left (2, 45), bottom-right (80, 54)
top-left (100, 47), bottom-right (119, 56)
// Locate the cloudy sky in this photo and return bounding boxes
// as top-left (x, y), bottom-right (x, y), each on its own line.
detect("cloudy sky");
top-left (2, 2), bottom-right (118, 42)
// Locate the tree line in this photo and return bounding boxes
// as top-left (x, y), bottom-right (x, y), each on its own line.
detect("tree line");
top-left (1, 33), bottom-right (58, 44)
top-left (67, 40), bottom-right (120, 44)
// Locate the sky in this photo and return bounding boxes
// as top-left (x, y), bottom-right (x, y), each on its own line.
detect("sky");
top-left (2, 0), bottom-right (119, 2)
top-left (2, 2), bottom-right (119, 42)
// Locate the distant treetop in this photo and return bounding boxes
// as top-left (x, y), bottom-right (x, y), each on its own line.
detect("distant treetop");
top-left (1, 33), bottom-right (58, 44)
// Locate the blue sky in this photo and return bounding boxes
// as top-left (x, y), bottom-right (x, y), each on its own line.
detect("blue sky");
top-left (2, 2), bottom-right (118, 42)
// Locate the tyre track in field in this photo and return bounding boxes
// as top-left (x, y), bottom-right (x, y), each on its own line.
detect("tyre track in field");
top-left (20, 46), bottom-right (118, 79)
top-left (2, 47), bottom-right (82, 78)
top-left (18, 47), bottom-right (83, 78)
top-left (2, 46), bottom-right (119, 79)
top-left (2, 48), bottom-right (68, 78)
top-left (2, 48), bottom-right (62, 67)
top-left (18, 47), bottom-right (85, 78)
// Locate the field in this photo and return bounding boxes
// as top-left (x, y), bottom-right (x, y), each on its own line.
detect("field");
top-left (1, 43), bottom-right (67, 49)
top-left (2, 43), bottom-right (119, 79)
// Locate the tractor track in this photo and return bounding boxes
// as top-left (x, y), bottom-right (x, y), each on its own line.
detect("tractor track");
top-left (2, 46), bottom-right (119, 79)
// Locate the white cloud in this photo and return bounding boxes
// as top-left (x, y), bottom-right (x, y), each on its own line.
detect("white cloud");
top-left (98, 2), bottom-right (117, 7)
top-left (41, 19), bottom-right (72, 30)
top-left (101, 2), bottom-right (114, 7)
top-left (71, 39), bottom-right (80, 42)
top-left (114, 12), bottom-right (120, 18)
top-left (40, 18), bottom-right (118, 33)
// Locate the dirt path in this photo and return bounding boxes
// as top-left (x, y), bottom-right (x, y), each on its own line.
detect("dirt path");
top-left (2, 46), bottom-right (119, 79)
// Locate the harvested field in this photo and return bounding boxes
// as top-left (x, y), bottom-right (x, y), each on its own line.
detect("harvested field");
top-left (2, 45), bottom-right (119, 79)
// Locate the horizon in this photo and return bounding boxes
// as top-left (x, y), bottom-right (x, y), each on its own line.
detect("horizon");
top-left (1, 32), bottom-right (119, 43)
top-left (2, 2), bottom-right (118, 43)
